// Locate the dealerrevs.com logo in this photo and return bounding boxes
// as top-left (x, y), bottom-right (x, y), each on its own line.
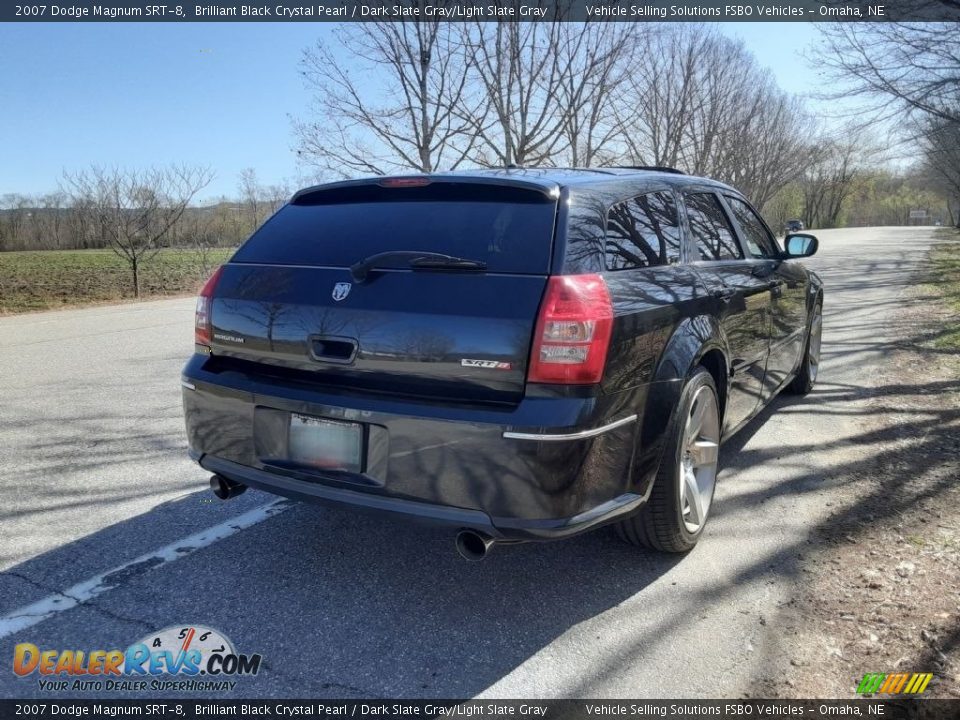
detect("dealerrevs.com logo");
top-left (13, 625), bottom-right (262, 693)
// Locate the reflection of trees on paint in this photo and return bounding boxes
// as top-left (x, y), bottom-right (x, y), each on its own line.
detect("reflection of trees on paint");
top-left (605, 192), bottom-right (682, 270)
top-left (685, 193), bottom-right (742, 261)
top-left (221, 268), bottom-right (298, 353)
top-left (395, 329), bottom-right (456, 362)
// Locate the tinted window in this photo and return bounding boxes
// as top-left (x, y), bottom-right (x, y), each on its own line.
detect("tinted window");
top-left (685, 193), bottom-right (743, 261)
top-left (605, 191), bottom-right (682, 270)
top-left (232, 184), bottom-right (556, 274)
top-left (726, 196), bottom-right (776, 258)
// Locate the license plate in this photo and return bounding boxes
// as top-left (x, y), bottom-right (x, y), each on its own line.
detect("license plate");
top-left (288, 414), bottom-right (363, 472)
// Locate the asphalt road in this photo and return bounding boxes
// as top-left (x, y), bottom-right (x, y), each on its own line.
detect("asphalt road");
top-left (0, 226), bottom-right (945, 699)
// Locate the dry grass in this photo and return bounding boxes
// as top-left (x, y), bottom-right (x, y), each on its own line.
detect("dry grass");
top-left (0, 248), bottom-right (233, 314)
top-left (925, 231), bottom-right (960, 351)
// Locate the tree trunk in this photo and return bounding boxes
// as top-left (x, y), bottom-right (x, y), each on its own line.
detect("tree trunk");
top-left (131, 257), bottom-right (140, 299)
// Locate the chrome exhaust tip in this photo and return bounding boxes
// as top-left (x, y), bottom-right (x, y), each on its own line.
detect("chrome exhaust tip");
top-left (455, 530), bottom-right (495, 561)
top-left (210, 474), bottom-right (247, 500)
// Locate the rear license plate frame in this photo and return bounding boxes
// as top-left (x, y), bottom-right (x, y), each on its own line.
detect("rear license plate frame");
top-left (288, 413), bottom-right (364, 473)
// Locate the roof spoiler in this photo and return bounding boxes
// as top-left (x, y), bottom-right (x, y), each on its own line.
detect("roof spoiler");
top-left (291, 175), bottom-right (561, 204)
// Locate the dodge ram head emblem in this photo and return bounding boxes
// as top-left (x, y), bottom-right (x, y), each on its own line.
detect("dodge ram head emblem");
top-left (332, 282), bottom-right (352, 302)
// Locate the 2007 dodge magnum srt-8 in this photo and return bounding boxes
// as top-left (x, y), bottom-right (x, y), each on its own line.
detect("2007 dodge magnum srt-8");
top-left (181, 168), bottom-right (823, 559)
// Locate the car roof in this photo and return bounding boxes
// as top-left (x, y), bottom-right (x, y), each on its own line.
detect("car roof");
top-left (292, 167), bottom-right (739, 203)
top-left (434, 167), bottom-right (733, 191)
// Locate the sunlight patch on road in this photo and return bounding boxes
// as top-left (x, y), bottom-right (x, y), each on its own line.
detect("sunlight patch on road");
top-left (0, 500), bottom-right (293, 640)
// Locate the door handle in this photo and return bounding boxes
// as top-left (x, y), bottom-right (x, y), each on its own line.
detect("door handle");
top-left (309, 335), bottom-right (359, 364)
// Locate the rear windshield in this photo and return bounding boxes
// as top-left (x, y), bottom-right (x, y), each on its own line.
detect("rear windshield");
top-left (231, 183), bottom-right (557, 274)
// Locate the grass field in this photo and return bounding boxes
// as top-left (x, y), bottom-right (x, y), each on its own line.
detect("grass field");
top-left (0, 248), bottom-right (234, 314)
top-left (927, 231), bottom-right (960, 351)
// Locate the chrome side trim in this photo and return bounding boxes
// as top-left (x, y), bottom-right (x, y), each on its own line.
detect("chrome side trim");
top-left (502, 414), bottom-right (637, 442)
top-left (180, 380), bottom-right (196, 391)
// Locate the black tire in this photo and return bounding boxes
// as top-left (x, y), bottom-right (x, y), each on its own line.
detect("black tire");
top-left (788, 298), bottom-right (823, 396)
top-left (616, 366), bottom-right (720, 553)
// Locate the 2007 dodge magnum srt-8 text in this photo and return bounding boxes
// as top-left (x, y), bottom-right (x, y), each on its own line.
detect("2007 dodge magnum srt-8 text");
top-left (181, 168), bottom-right (823, 560)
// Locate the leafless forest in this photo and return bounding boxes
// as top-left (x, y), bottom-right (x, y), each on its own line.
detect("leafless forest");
top-left (2, 21), bottom-right (958, 279)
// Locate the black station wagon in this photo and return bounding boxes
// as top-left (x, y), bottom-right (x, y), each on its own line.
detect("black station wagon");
top-left (181, 168), bottom-right (823, 560)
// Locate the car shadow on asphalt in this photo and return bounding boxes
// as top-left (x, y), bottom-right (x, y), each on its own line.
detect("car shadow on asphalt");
top-left (2, 407), bottom-right (952, 699)
top-left (0, 475), bottom-right (692, 699)
top-left (0, 376), bottom-right (926, 701)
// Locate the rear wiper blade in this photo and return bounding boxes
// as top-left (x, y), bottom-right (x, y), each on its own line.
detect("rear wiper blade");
top-left (409, 257), bottom-right (487, 272)
top-left (350, 250), bottom-right (486, 282)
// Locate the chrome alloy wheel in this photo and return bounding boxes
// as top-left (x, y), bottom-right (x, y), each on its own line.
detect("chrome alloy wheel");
top-left (807, 304), bottom-right (823, 383)
top-left (679, 385), bottom-right (721, 534)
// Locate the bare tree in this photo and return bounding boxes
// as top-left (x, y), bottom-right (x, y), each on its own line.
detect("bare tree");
top-left (237, 168), bottom-right (290, 234)
top-left (0, 194), bottom-right (33, 251)
top-left (33, 192), bottom-right (69, 250)
top-left (811, 20), bottom-right (960, 226)
top-left (263, 180), bottom-right (292, 217)
top-left (617, 25), bottom-right (708, 169)
top-left (815, 22), bottom-right (960, 126)
top-left (710, 79), bottom-right (815, 208)
top-left (618, 26), bottom-right (813, 208)
top-left (800, 137), bottom-right (864, 229)
top-left (554, 23), bottom-right (634, 167)
top-left (461, 21), bottom-right (573, 167)
top-left (294, 12), bottom-right (477, 177)
top-left (920, 117), bottom-right (960, 226)
top-left (62, 165), bottom-right (214, 297)
top-left (239, 168), bottom-right (264, 233)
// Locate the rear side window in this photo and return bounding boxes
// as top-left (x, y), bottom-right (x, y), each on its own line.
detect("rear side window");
top-left (685, 192), bottom-right (743, 261)
top-left (605, 191), bottom-right (682, 270)
top-left (231, 183), bottom-right (557, 274)
top-left (725, 196), bottom-right (777, 258)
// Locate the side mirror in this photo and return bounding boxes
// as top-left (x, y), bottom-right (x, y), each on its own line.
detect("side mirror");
top-left (784, 233), bottom-right (818, 258)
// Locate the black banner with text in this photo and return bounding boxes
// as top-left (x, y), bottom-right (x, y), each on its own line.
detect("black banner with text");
top-left (2, 700), bottom-right (959, 720)
top-left (4, 0), bottom-right (960, 22)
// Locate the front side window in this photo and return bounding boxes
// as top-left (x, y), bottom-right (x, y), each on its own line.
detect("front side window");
top-left (685, 192), bottom-right (743, 261)
top-left (605, 191), bottom-right (683, 270)
top-left (725, 196), bottom-right (777, 258)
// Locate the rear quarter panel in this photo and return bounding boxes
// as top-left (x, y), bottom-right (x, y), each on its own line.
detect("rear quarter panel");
top-left (602, 266), bottom-right (724, 497)
top-left (555, 181), bottom-right (732, 498)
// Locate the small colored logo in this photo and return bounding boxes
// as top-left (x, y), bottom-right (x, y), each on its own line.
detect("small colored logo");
top-left (856, 672), bottom-right (933, 695)
top-left (332, 282), bottom-right (352, 302)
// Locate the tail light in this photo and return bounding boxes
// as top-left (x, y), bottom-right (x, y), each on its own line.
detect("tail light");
top-left (194, 266), bottom-right (224, 346)
top-left (527, 274), bottom-right (613, 384)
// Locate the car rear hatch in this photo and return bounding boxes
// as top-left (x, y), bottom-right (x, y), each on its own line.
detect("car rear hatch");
top-left (205, 178), bottom-right (559, 404)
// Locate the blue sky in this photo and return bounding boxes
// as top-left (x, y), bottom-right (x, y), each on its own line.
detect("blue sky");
top-left (0, 22), bottom-right (825, 200)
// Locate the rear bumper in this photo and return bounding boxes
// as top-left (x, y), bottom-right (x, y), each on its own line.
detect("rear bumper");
top-left (182, 353), bottom-right (662, 541)
top-left (196, 453), bottom-right (645, 541)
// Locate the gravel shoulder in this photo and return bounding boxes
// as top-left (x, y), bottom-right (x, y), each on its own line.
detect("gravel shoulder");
top-left (753, 230), bottom-right (960, 699)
